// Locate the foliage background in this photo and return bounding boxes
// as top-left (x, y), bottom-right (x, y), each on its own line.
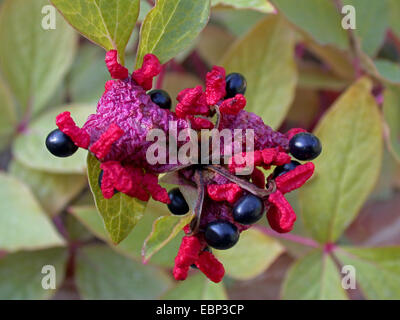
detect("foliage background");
top-left (0, 0), bottom-right (399, 300)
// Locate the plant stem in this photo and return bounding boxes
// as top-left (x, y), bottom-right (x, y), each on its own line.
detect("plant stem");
top-left (254, 225), bottom-right (321, 248)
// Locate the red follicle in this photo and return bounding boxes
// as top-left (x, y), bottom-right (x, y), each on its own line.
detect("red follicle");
top-left (173, 235), bottom-right (202, 281)
top-left (205, 66), bottom-right (226, 105)
top-left (89, 123), bottom-right (124, 160)
top-left (105, 50), bottom-right (129, 80)
top-left (219, 94), bottom-right (246, 115)
top-left (285, 127), bottom-right (307, 140)
top-left (195, 251), bottom-right (225, 283)
top-left (275, 162), bottom-right (315, 194)
top-left (251, 167), bottom-right (266, 189)
top-left (176, 86), bottom-right (209, 118)
top-left (267, 190), bottom-right (296, 233)
top-left (132, 54), bottom-right (162, 90)
top-left (56, 111), bottom-right (90, 149)
top-left (207, 183), bottom-right (243, 204)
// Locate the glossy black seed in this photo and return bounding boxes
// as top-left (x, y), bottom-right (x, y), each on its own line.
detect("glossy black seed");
top-left (204, 221), bottom-right (239, 250)
top-left (289, 132), bottom-right (322, 161)
top-left (232, 194), bottom-right (264, 225)
top-left (45, 129), bottom-right (78, 158)
top-left (225, 73), bottom-right (247, 98)
top-left (148, 89), bottom-right (172, 109)
top-left (167, 188), bottom-right (189, 215)
top-left (273, 160), bottom-right (302, 178)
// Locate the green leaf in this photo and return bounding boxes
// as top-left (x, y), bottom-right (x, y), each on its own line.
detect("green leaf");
top-left (68, 44), bottom-right (110, 103)
top-left (51, 0), bottom-right (140, 64)
top-left (300, 78), bottom-right (383, 243)
top-left (87, 153), bottom-right (146, 244)
top-left (373, 59), bottom-right (400, 84)
top-left (70, 202), bottom-right (182, 268)
top-left (389, 0), bottom-right (400, 38)
top-left (281, 250), bottom-right (348, 300)
top-left (0, 77), bottom-right (17, 150)
top-left (136, 0), bottom-right (210, 67)
top-left (0, 173), bottom-right (65, 252)
top-left (214, 228), bottom-right (284, 280)
top-left (298, 67), bottom-right (350, 91)
top-left (13, 104), bottom-right (93, 174)
top-left (9, 159), bottom-right (87, 216)
top-left (273, 0), bottom-right (349, 50)
top-left (221, 15), bottom-right (297, 129)
top-left (0, 248), bottom-right (67, 299)
top-left (75, 245), bottom-right (172, 299)
top-left (335, 246), bottom-right (400, 299)
top-left (212, 0), bottom-right (275, 13)
top-left (0, 0), bottom-right (77, 116)
top-left (342, 0), bottom-right (388, 57)
top-left (143, 213), bottom-right (194, 263)
top-left (163, 273), bottom-right (227, 300)
top-left (383, 86), bottom-right (400, 162)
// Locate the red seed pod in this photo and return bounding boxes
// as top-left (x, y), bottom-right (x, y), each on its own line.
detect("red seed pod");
top-left (89, 123), bottom-right (124, 160)
top-left (195, 251), bottom-right (225, 283)
top-left (143, 172), bottom-right (171, 204)
top-left (187, 116), bottom-right (214, 130)
top-left (173, 235), bottom-right (202, 281)
top-left (275, 162), bottom-right (315, 194)
top-left (56, 111), bottom-right (90, 149)
top-left (285, 128), bottom-right (307, 140)
top-left (207, 183), bottom-right (243, 204)
top-left (176, 86), bottom-right (209, 118)
top-left (105, 50), bottom-right (129, 80)
top-left (219, 94), bottom-right (246, 115)
top-left (267, 190), bottom-right (296, 233)
top-left (132, 54), bottom-right (162, 90)
top-left (205, 66), bottom-right (226, 105)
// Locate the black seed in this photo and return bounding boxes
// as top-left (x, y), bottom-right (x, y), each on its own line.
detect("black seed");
top-left (289, 132), bottom-right (322, 161)
top-left (225, 73), bottom-right (247, 98)
top-left (232, 194), bottom-right (264, 225)
top-left (148, 89), bottom-right (172, 109)
top-left (167, 188), bottom-right (189, 215)
top-left (204, 221), bottom-right (239, 250)
top-left (273, 160), bottom-right (301, 178)
top-left (45, 129), bottom-right (78, 158)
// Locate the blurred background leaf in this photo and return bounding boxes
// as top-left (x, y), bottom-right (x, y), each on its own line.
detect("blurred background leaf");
top-left (0, 248), bottom-right (67, 299)
top-left (75, 245), bottom-right (172, 299)
top-left (212, 0), bottom-right (275, 13)
top-left (221, 15), bottom-right (297, 129)
top-left (0, 173), bottom-right (65, 252)
top-left (383, 86), bottom-right (400, 162)
top-left (300, 78), bottom-right (383, 243)
top-left (281, 250), bottom-right (348, 300)
top-left (0, 0), bottom-right (77, 117)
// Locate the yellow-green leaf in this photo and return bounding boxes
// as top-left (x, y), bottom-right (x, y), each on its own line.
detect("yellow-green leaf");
top-left (0, 173), bottom-right (65, 252)
top-left (383, 86), bottom-right (400, 162)
top-left (51, 0), bottom-right (140, 64)
top-left (13, 105), bottom-right (93, 174)
top-left (273, 0), bottom-right (349, 50)
top-left (142, 213), bottom-right (194, 263)
top-left (87, 153), bottom-right (146, 244)
top-left (214, 228), bottom-right (284, 280)
top-left (220, 15), bottom-right (297, 129)
top-left (0, 77), bottom-right (17, 151)
top-left (335, 246), bottom-right (400, 300)
top-left (75, 245), bottom-right (172, 299)
top-left (0, 248), bottom-right (67, 299)
top-left (136, 0), bottom-right (210, 67)
top-left (281, 250), bottom-right (348, 300)
top-left (212, 0), bottom-right (275, 13)
top-left (163, 273), bottom-right (227, 300)
top-left (300, 78), bottom-right (383, 243)
top-left (0, 0), bottom-right (77, 116)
